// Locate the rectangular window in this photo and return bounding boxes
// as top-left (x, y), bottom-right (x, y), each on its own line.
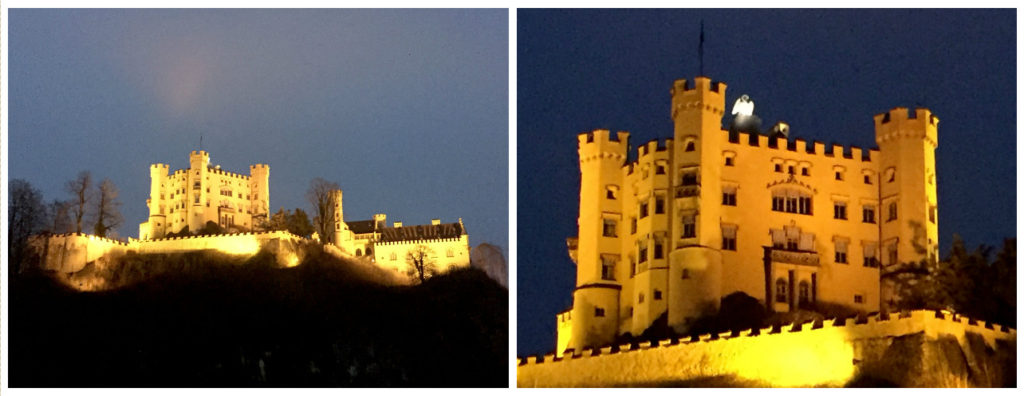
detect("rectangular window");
top-left (785, 197), bottom-right (796, 213)
top-left (722, 191), bottom-right (737, 206)
top-left (772, 196), bottom-right (784, 212)
top-left (835, 240), bottom-right (848, 264)
top-left (774, 164), bottom-right (782, 173)
top-left (722, 236), bottom-right (736, 251)
top-left (863, 243), bottom-right (878, 267)
top-left (798, 197), bottom-right (812, 215)
top-left (682, 215), bottom-right (696, 238)
top-left (656, 165), bottom-right (666, 175)
top-left (833, 202), bottom-right (847, 220)
top-left (682, 268), bottom-right (690, 279)
top-left (864, 175), bottom-right (872, 184)
top-left (801, 167), bottom-right (809, 176)
top-left (603, 219), bottom-right (617, 237)
top-left (655, 197), bottom-right (665, 214)
top-left (863, 205), bottom-right (876, 223)
top-left (630, 218), bottom-right (637, 234)
top-left (681, 172), bottom-right (698, 186)
top-left (595, 307), bottom-right (605, 317)
top-left (835, 171), bottom-right (843, 181)
top-left (725, 157), bottom-right (734, 166)
top-left (630, 258), bottom-right (636, 277)
top-left (654, 239), bottom-right (664, 259)
top-left (888, 244), bottom-right (898, 266)
top-left (654, 290), bottom-right (662, 300)
top-left (854, 295), bottom-right (863, 304)
top-left (887, 202), bottom-right (898, 222)
top-left (640, 202), bottom-right (649, 218)
top-left (638, 242), bottom-right (648, 263)
top-left (601, 257), bottom-right (615, 281)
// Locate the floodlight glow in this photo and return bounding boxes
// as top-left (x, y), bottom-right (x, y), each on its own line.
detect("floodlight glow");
top-left (732, 94), bottom-right (754, 116)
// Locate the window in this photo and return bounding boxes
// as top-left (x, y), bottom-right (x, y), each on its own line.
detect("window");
top-left (682, 268), bottom-right (690, 279)
top-left (864, 175), bottom-right (872, 184)
top-left (835, 171), bottom-right (843, 181)
top-left (722, 190), bottom-right (737, 206)
top-left (854, 295), bottom-right (864, 304)
top-left (447, 249), bottom-right (454, 258)
top-left (630, 218), bottom-right (637, 234)
top-left (390, 252), bottom-right (397, 261)
top-left (725, 157), bottom-right (734, 166)
top-left (638, 242), bottom-right (648, 263)
top-left (595, 307), bottom-right (605, 317)
top-left (771, 190), bottom-right (812, 215)
top-left (654, 239), bottom-right (664, 259)
top-left (639, 293), bottom-right (645, 304)
top-left (601, 256), bottom-right (616, 281)
top-left (774, 164), bottom-right (782, 173)
top-left (607, 190), bottom-right (616, 199)
top-left (887, 202), bottom-right (898, 222)
top-left (640, 202), bottom-right (649, 218)
top-left (603, 219), bottom-right (617, 237)
top-left (929, 205), bottom-right (936, 224)
top-left (722, 225), bottom-right (737, 251)
top-left (193, 181), bottom-right (201, 189)
top-left (630, 258), bottom-right (636, 277)
top-left (864, 243), bottom-right (879, 267)
top-left (685, 141), bottom-right (695, 152)
top-left (887, 169), bottom-right (896, 183)
top-left (888, 244), bottom-right (898, 266)
top-left (833, 202), bottom-right (847, 220)
top-left (656, 165), bottom-right (666, 175)
top-left (801, 167), bottom-right (809, 176)
top-left (682, 215), bottom-right (696, 238)
top-left (835, 240), bottom-right (848, 263)
top-left (681, 172), bottom-right (698, 186)
top-left (654, 290), bottom-right (662, 300)
top-left (194, 194), bottom-right (200, 204)
top-left (776, 279), bottom-right (788, 303)
top-left (863, 205), bottom-right (876, 223)
top-left (655, 197), bottom-right (665, 214)
top-left (788, 166), bottom-right (795, 175)
top-left (798, 281), bottom-right (810, 305)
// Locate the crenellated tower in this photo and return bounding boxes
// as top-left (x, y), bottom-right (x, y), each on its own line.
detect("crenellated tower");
top-left (874, 107), bottom-right (939, 310)
top-left (249, 163), bottom-right (270, 223)
top-left (666, 77), bottom-right (727, 331)
top-left (187, 150), bottom-right (211, 231)
top-left (144, 163), bottom-right (170, 239)
top-left (569, 129), bottom-right (629, 353)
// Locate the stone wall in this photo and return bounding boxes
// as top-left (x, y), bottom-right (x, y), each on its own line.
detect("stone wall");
top-left (518, 310), bottom-right (1015, 387)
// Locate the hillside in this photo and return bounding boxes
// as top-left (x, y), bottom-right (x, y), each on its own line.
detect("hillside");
top-left (10, 249), bottom-right (508, 387)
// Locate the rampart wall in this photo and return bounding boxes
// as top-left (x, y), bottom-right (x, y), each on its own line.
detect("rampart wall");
top-left (518, 310), bottom-right (1015, 387)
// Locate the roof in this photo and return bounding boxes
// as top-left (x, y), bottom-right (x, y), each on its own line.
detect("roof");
top-left (345, 220), bottom-right (380, 234)
top-left (379, 222), bottom-right (465, 243)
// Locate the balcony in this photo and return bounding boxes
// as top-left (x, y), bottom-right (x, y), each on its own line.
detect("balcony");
top-left (674, 185), bottom-right (701, 198)
top-left (770, 249), bottom-right (820, 266)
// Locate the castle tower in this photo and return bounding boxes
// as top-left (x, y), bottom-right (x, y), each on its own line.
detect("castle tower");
top-left (666, 77), bottom-right (727, 331)
top-left (249, 163), bottom-right (270, 223)
top-left (874, 107), bottom-right (939, 311)
top-left (187, 150), bottom-right (210, 231)
top-left (330, 189), bottom-right (347, 247)
top-left (568, 129), bottom-right (628, 353)
top-left (145, 163), bottom-right (170, 239)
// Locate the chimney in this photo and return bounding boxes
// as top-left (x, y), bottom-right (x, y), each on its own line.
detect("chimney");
top-left (431, 219), bottom-right (441, 225)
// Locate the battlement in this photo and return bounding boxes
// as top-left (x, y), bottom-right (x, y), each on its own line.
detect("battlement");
top-left (578, 130), bottom-right (629, 163)
top-left (670, 77), bottom-right (726, 95)
top-left (150, 163), bottom-right (170, 170)
top-left (726, 129), bottom-right (880, 163)
top-left (670, 77), bottom-right (727, 119)
top-left (250, 164), bottom-right (270, 171)
top-left (874, 107), bottom-right (939, 148)
top-left (637, 138), bottom-right (672, 157)
top-left (189, 150), bottom-right (210, 157)
top-left (519, 310), bottom-right (1015, 387)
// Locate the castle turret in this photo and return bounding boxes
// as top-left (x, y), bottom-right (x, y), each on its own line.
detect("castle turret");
top-left (667, 77), bottom-right (726, 332)
top-left (144, 163), bottom-right (170, 239)
top-left (567, 129), bottom-right (628, 353)
top-left (874, 107), bottom-right (939, 311)
top-left (249, 163), bottom-right (270, 223)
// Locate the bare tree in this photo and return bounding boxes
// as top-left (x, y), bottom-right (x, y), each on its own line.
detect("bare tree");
top-left (306, 178), bottom-right (339, 244)
top-left (93, 178), bottom-right (123, 238)
top-left (65, 170), bottom-right (92, 233)
top-left (406, 245), bottom-right (438, 284)
top-left (9, 179), bottom-right (48, 273)
top-left (49, 199), bottom-right (73, 234)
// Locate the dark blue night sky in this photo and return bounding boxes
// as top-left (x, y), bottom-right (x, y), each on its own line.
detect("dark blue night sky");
top-left (517, 9), bottom-right (1015, 357)
top-left (8, 9), bottom-right (508, 254)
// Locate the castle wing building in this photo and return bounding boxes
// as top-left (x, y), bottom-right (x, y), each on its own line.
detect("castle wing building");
top-left (557, 76), bottom-right (939, 356)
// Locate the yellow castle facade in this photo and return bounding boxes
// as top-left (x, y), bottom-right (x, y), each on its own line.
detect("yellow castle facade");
top-left (557, 76), bottom-right (938, 355)
top-left (128, 151), bottom-right (469, 277)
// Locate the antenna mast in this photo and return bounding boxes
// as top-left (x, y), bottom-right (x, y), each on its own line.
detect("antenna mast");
top-left (699, 19), bottom-right (705, 77)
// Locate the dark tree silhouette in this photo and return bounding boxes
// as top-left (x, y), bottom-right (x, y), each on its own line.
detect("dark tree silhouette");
top-left (65, 170), bottom-right (93, 233)
top-left (307, 178), bottom-right (339, 243)
top-left (8, 179), bottom-right (48, 273)
top-left (406, 245), bottom-right (438, 284)
top-left (93, 178), bottom-right (123, 237)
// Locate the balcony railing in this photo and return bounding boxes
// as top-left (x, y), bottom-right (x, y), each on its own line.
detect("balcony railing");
top-left (770, 249), bottom-right (820, 266)
top-left (675, 185), bottom-right (701, 198)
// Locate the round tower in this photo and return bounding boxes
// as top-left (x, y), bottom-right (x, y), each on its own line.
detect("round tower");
top-left (874, 107), bottom-right (939, 311)
top-left (249, 163), bottom-right (270, 221)
top-left (666, 77), bottom-right (726, 332)
top-left (146, 163), bottom-right (170, 239)
top-left (568, 129), bottom-right (628, 353)
top-left (331, 189), bottom-right (345, 246)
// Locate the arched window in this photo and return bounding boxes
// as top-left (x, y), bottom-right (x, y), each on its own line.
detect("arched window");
top-left (366, 247), bottom-right (373, 256)
top-left (775, 278), bottom-right (788, 303)
top-left (685, 141), bottom-right (695, 152)
top-left (798, 281), bottom-right (810, 306)
top-left (355, 249), bottom-right (362, 256)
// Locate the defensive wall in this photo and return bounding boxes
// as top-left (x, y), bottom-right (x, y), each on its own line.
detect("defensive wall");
top-left (518, 310), bottom-right (1015, 387)
top-left (29, 230), bottom-right (309, 274)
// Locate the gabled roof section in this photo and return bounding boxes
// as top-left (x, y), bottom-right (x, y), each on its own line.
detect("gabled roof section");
top-left (346, 220), bottom-right (380, 234)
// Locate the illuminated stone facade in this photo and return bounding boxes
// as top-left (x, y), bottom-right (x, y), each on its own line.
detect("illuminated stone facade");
top-left (139, 150), bottom-right (269, 240)
top-left (558, 76), bottom-right (939, 355)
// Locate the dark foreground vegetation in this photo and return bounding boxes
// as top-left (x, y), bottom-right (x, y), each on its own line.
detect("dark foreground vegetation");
top-left (11, 250), bottom-right (508, 387)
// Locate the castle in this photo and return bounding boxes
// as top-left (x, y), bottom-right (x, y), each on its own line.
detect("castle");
top-left (31, 150), bottom-right (470, 282)
top-left (557, 76), bottom-right (938, 356)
